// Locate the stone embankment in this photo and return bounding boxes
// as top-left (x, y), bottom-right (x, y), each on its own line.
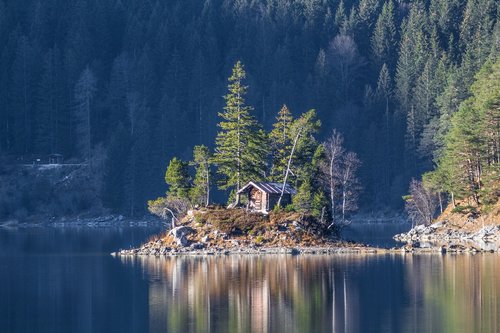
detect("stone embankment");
top-left (394, 221), bottom-right (500, 253)
top-left (114, 239), bottom-right (380, 257)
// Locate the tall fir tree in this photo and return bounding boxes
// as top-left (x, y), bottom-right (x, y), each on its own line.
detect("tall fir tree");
top-left (74, 66), bottom-right (97, 167)
top-left (371, 0), bottom-right (396, 68)
top-left (212, 61), bottom-right (268, 203)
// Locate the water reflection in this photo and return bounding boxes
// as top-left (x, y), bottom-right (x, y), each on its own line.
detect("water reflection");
top-left (123, 254), bottom-right (500, 333)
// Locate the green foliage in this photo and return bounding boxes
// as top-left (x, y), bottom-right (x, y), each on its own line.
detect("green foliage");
top-left (165, 157), bottom-right (190, 200)
top-left (212, 61), bottom-right (268, 194)
top-left (292, 179), bottom-right (313, 213)
top-left (311, 190), bottom-right (328, 220)
top-left (426, 57), bottom-right (500, 205)
top-left (189, 145), bottom-right (211, 206)
top-left (269, 105), bottom-right (294, 182)
top-left (290, 109), bottom-right (321, 184)
top-left (371, 0), bottom-right (396, 66)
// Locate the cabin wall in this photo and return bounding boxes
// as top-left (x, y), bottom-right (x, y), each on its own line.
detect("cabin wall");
top-left (262, 192), bottom-right (268, 212)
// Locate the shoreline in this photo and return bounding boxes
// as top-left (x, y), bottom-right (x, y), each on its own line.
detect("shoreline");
top-left (0, 215), bottom-right (165, 228)
top-left (112, 240), bottom-right (500, 257)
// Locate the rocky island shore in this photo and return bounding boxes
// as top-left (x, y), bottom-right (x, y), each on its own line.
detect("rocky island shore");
top-left (113, 208), bottom-right (383, 256)
top-left (394, 201), bottom-right (500, 253)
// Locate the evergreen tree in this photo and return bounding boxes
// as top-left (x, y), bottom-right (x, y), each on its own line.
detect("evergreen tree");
top-left (371, 0), bottom-right (396, 67)
top-left (165, 157), bottom-right (191, 200)
top-left (428, 57), bottom-right (499, 205)
top-left (212, 61), bottom-right (267, 203)
top-left (74, 66), bottom-right (97, 166)
top-left (190, 145), bottom-right (212, 207)
top-left (103, 122), bottom-right (131, 213)
top-left (37, 47), bottom-right (64, 154)
top-left (269, 104), bottom-right (294, 181)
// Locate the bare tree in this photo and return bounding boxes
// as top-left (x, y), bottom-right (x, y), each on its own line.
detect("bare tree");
top-left (320, 130), bottom-right (361, 227)
top-left (327, 34), bottom-right (365, 100)
top-left (148, 196), bottom-right (190, 229)
top-left (404, 179), bottom-right (438, 227)
top-left (321, 130), bottom-right (345, 223)
top-left (339, 152), bottom-right (361, 223)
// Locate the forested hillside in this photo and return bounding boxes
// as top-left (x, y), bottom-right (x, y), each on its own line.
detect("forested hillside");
top-left (0, 0), bottom-right (498, 216)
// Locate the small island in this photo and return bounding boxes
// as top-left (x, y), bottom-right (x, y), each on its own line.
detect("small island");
top-left (117, 61), bottom-right (370, 256)
top-left (115, 207), bottom-right (379, 256)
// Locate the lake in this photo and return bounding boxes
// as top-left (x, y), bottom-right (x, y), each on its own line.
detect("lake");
top-left (1, 225), bottom-right (499, 333)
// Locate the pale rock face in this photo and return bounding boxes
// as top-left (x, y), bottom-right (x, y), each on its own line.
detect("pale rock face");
top-left (170, 226), bottom-right (193, 247)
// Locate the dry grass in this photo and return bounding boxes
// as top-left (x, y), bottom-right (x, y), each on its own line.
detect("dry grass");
top-left (194, 208), bottom-right (268, 234)
top-left (435, 198), bottom-right (500, 231)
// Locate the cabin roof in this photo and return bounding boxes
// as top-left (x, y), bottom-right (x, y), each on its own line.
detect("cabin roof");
top-left (237, 181), bottom-right (297, 195)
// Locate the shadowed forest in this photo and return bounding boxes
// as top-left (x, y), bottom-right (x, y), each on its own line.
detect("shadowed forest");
top-left (0, 0), bottom-right (498, 217)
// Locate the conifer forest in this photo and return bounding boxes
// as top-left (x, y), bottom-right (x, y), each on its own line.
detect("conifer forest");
top-left (0, 0), bottom-right (498, 218)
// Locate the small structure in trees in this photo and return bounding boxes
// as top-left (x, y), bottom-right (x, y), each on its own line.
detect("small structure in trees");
top-left (237, 181), bottom-right (296, 213)
top-left (48, 154), bottom-right (64, 164)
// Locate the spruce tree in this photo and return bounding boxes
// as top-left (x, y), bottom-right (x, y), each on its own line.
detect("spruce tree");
top-left (74, 66), bottom-right (97, 167)
top-left (269, 105), bottom-right (294, 181)
top-left (165, 157), bottom-right (191, 200)
top-left (189, 145), bottom-right (212, 207)
top-left (212, 61), bottom-right (267, 203)
top-left (371, 0), bottom-right (396, 67)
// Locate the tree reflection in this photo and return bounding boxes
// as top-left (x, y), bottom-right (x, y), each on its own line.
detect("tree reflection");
top-left (121, 254), bottom-right (500, 333)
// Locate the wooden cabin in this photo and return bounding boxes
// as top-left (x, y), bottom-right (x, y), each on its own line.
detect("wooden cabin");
top-left (48, 154), bottom-right (63, 164)
top-left (237, 182), bottom-right (296, 214)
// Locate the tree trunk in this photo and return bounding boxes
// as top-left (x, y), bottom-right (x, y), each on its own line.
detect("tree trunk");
top-left (329, 156), bottom-right (336, 223)
top-left (205, 166), bottom-right (210, 207)
top-left (438, 192), bottom-right (443, 214)
top-left (277, 127), bottom-right (302, 207)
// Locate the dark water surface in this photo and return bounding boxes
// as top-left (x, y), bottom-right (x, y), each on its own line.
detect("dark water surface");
top-left (1, 225), bottom-right (499, 333)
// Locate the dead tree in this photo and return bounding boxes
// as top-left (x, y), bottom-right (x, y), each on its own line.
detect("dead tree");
top-left (339, 152), bottom-right (361, 224)
top-left (404, 179), bottom-right (438, 227)
top-left (322, 130), bottom-right (345, 224)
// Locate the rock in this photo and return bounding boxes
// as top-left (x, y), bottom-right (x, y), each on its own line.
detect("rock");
top-left (201, 235), bottom-right (210, 243)
top-left (277, 225), bottom-right (288, 232)
top-left (170, 226), bottom-right (194, 239)
top-left (231, 240), bottom-right (239, 246)
top-left (191, 242), bottom-right (205, 250)
top-left (176, 235), bottom-right (189, 247)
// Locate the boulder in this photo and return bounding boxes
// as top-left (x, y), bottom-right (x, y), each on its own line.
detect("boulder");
top-left (191, 242), bottom-right (205, 250)
top-left (176, 236), bottom-right (189, 247)
top-left (170, 226), bottom-right (194, 239)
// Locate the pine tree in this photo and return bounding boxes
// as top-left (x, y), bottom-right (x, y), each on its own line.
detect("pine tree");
top-left (11, 36), bottom-right (37, 154)
top-left (371, 0), bottom-right (396, 67)
top-left (74, 66), bottom-right (97, 167)
top-left (189, 145), bottom-right (212, 207)
top-left (428, 57), bottom-right (499, 205)
top-left (269, 104), bottom-right (294, 181)
top-left (37, 47), bottom-right (63, 155)
top-left (212, 61), bottom-right (267, 203)
top-left (165, 157), bottom-right (191, 200)
top-left (103, 122), bottom-right (131, 213)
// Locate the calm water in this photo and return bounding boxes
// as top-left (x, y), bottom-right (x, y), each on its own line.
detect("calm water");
top-left (1, 225), bottom-right (499, 333)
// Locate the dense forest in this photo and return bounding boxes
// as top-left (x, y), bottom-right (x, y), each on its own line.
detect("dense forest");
top-left (0, 0), bottom-right (498, 217)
